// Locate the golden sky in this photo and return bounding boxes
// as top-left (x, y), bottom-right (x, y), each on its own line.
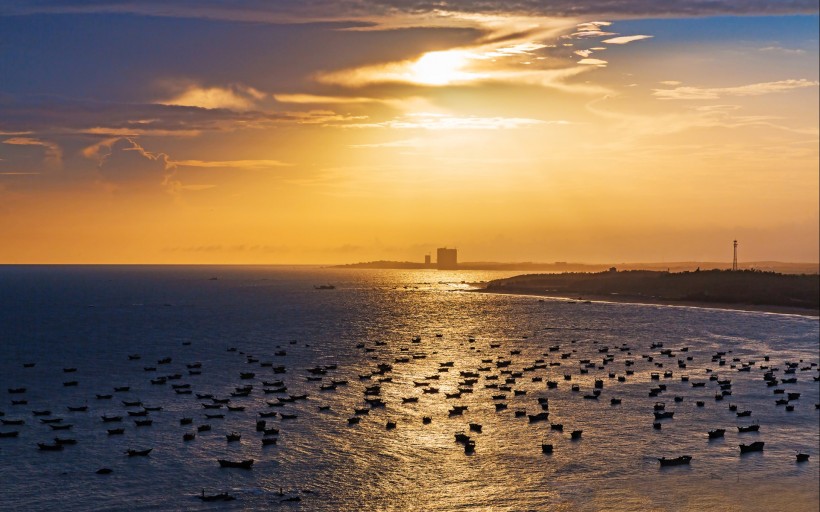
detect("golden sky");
top-left (0, 2), bottom-right (818, 263)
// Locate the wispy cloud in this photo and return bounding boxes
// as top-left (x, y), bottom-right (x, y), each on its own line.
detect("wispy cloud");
top-left (654, 78), bottom-right (820, 100)
top-left (3, 136), bottom-right (63, 167)
top-left (2, 1), bottom-right (816, 23)
top-left (602, 35), bottom-right (653, 45)
top-left (159, 83), bottom-right (266, 110)
top-left (173, 159), bottom-right (292, 169)
top-left (345, 112), bottom-right (560, 130)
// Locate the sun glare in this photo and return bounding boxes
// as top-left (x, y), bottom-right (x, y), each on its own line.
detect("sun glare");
top-left (409, 50), bottom-right (476, 85)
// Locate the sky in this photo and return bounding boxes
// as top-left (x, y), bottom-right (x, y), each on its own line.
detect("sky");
top-left (0, 1), bottom-right (818, 264)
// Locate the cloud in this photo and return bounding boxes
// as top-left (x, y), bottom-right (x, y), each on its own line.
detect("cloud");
top-left (96, 138), bottom-right (172, 189)
top-left (345, 112), bottom-right (560, 130)
top-left (602, 35), bottom-right (653, 45)
top-left (0, 95), bottom-right (368, 137)
top-left (578, 58), bottom-right (608, 66)
top-left (159, 83), bottom-right (266, 110)
top-left (173, 159), bottom-right (292, 169)
top-left (653, 78), bottom-right (820, 100)
top-left (2, 136), bottom-right (63, 167)
top-left (759, 46), bottom-right (807, 55)
top-left (3, 1), bottom-right (816, 22)
top-left (274, 94), bottom-right (380, 104)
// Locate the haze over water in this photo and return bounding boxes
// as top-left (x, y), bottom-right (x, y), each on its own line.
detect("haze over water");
top-left (1, 266), bottom-right (817, 511)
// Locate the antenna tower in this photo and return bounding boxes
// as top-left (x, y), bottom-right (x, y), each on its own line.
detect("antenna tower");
top-left (732, 240), bottom-right (738, 271)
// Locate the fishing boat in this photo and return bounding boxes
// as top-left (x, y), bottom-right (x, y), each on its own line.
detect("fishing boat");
top-left (217, 459), bottom-right (254, 469)
top-left (739, 441), bottom-right (764, 453)
top-left (658, 455), bottom-right (692, 466)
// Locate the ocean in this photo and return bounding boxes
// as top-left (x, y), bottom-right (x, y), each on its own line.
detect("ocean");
top-left (0, 265), bottom-right (817, 511)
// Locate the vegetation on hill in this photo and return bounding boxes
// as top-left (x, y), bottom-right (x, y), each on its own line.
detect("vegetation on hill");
top-left (486, 269), bottom-right (819, 310)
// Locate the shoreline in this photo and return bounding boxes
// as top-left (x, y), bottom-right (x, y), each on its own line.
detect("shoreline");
top-left (471, 287), bottom-right (820, 318)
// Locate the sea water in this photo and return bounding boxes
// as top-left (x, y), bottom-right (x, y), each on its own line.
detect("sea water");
top-left (0, 265), bottom-right (817, 511)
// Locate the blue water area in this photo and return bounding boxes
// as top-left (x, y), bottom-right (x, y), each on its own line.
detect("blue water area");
top-left (0, 265), bottom-right (817, 511)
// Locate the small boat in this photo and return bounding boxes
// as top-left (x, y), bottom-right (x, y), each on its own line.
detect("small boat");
top-left (739, 441), bottom-right (765, 453)
top-left (348, 417), bottom-right (360, 425)
top-left (107, 428), bottom-right (125, 435)
top-left (796, 453), bottom-right (810, 462)
top-left (737, 424), bottom-right (760, 433)
top-left (658, 455), bottom-right (692, 466)
top-left (314, 284), bottom-right (335, 290)
top-left (180, 417), bottom-right (193, 425)
top-left (183, 433), bottom-right (196, 441)
top-left (454, 432), bottom-right (471, 444)
top-left (96, 468), bottom-right (113, 474)
top-left (469, 423), bottom-right (482, 433)
top-left (38, 442), bottom-right (64, 451)
top-left (134, 420), bottom-right (153, 427)
top-left (217, 459), bottom-right (254, 469)
top-left (197, 425), bottom-right (211, 432)
top-left (226, 432), bottom-right (241, 442)
top-left (50, 424), bottom-right (73, 430)
top-left (464, 440), bottom-right (476, 454)
top-left (570, 430), bottom-right (583, 440)
top-left (422, 417), bottom-right (432, 424)
top-left (385, 421), bottom-right (397, 430)
top-left (101, 415), bottom-right (122, 422)
top-left (113, 386), bottom-right (130, 392)
top-left (541, 443), bottom-right (553, 453)
top-left (708, 429), bottom-right (726, 439)
top-left (262, 437), bottom-right (278, 446)
top-left (653, 411), bottom-right (674, 420)
top-left (125, 448), bottom-right (152, 456)
top-left (67, 405), bottom-right (88, 412)
top-left (32, 410), bottom-right (51, 416)
top-left (736, 410), bottom-right (752, 417)
top-left (0, 431), bottom-right (20, 438)
top-left (199, 490), bottom-right (236, 502)
top-left (95, 394), bottom-right (113, 400)
top-left (2, 419), bottom-right (24, 426)
top-left (54, 437), bottom-right (77, 445)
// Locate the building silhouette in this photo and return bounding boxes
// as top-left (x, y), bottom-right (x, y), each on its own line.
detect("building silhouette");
top-left (436, 248), bottom-right (458, 269)
top-left (424, 254), bottom-right (431, 267)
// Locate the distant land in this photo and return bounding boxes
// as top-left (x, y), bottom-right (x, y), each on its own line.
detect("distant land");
top-left (333, 260), bottom-right (819, 274)
top-left (482, 269), bottom-right (819, 314)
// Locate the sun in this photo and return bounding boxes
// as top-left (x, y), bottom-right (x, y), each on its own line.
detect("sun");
top-left (408, 50), bottom-right (476, 85)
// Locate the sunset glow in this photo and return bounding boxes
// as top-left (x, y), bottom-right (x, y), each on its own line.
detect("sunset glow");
top-left (0, 2), bottom-right (817, 264)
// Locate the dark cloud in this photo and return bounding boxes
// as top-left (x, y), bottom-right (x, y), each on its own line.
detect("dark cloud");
top-left (0, 95), bottom-right (295, 136)
top-left (2, 0), bottom-right (817, 20)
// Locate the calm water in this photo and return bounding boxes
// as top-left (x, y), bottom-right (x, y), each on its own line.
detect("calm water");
top-left (0, 265), bottom-right (817, 511)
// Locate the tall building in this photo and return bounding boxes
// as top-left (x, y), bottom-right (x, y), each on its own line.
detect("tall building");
top-left (436, 248), bottom-right (458, 269)
top-left (424, 254), bottom-right (431, 267)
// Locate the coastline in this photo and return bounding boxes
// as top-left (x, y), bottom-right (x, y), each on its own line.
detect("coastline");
top-left (471, 287), bottom-right (820, 318)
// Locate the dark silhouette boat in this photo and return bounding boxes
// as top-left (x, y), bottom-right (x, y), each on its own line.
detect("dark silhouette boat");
top-left (199, 490), bottom-right (236, 502)
top-left (101, 415), bottom-right (122, 423)
top-left (135, 419), bottom-right (153, 427)
top-left (217, 459), bottom-right (254, 469)
top-left (469, 423), bottom-right (482, 433)
top-left (737, 424), bottom-right (760, 433)
top-left (658, 455), bottom-right (692, 466)
top-left (38, 442), bottom-right (64, 451)
top-left (67, 405), bottom-right (88, 412)
top-left (0, 431), bottom-right (20, 438)
top-left (183, 433), bottom-right (196, 441)
top-left (796, 453), bottom-right (810, 462)
top-left (528, 412), bottom-right (550, 423)
top-left (570, 430), bottom-right (583, 440)
top-left (262, 437), bottom-right (278, 446)
top-left (314, 285), bottom-right (335, 290)
top-left (708, 429), bottom-right (726, 439)
top-left (50, 423), bottom-right (73, 430)
top-left (739, 441), bottom-right (764, 453)
top-left (226, 432), bottom-right (241, 442)
top-left (96, 468), bottom-right (113, 474)
top-left (107, 428), bottom-right (125, 435)
top-left (2, 419), bottom-right (24, 426)
top-left (464, 440), bottom-right (476, 454)
top-left (54, 437), bottom-right (77, 445)
top-left (541, 443), bottom-right (553, 453)
top-left (126, 448), bottom-right (152, 456)
top-left (454, 431), bottom-right (471, 444)
top-left (653, 411), bottom-right (674, 420)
